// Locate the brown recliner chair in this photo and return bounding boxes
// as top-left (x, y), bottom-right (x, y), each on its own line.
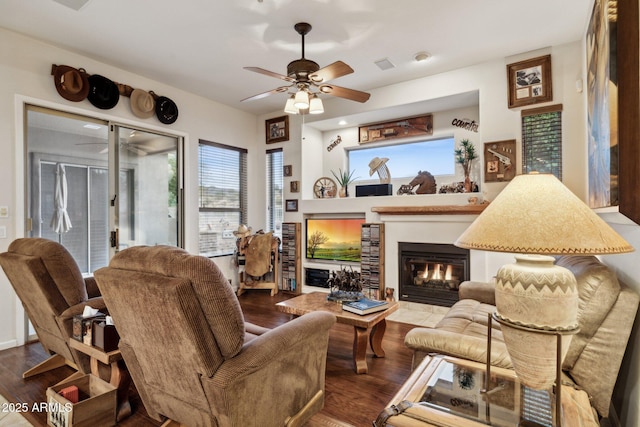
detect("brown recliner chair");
top-left (94, 245), bottom-right (336, 427)
top-left (0, 238), bottom-right (107, 377)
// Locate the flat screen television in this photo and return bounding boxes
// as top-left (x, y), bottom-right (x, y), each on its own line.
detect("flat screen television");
top-left (305, 217), bottom-right (365, 263)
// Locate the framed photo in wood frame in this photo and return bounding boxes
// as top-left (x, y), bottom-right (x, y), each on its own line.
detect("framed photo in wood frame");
top-left (285, 199), bottom-right (298, 212)
top-left (484, 140), bottom-right (516, 182)
top-left (265, 116), bottom-right (289, 144)
top-left (507, 55), bottom-right (552, 108)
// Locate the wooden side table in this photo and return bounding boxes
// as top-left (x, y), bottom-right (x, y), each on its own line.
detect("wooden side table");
top-left (69, 338), bottom-right (132, 422)
top-left (375, 355), bottom-right (598, 427)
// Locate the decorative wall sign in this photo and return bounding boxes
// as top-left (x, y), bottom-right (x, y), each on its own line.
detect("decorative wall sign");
top-left (265, 116), bottom-right (289, 144)
top-left (359, 114), bottom-right (433, 144)
top-left (506, 55), bottom-right (552, 108)
top-left (327, 135), bottom-right (342, 151)
top-left (484, 140), bottom-right (516, 182)
top-left (451, 117), bottom-right (479, 132)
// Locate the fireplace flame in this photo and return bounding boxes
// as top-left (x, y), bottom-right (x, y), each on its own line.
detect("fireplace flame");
top-left (421, 263), bottom-right (454, 281)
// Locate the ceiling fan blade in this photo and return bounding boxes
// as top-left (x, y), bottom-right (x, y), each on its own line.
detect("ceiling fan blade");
top-left (244, 67), bottom-right (295, 83)
top-left (241, 86), bottom-right (291, 102)
top-left (319, 84), bottom-right (371, 103)
top-left (310, 61), bottom-right (353, 83)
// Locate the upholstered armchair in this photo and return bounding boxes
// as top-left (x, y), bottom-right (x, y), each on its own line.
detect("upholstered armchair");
top-left (0, 238), bottom-right (107, 377)
top-left (404, 255), bottom-right (639, 419)
top-left (94, 245), bottom-right (336, 427)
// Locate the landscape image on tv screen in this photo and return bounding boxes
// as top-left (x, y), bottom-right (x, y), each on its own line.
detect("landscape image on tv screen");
top-left (306, 218), bottom-right (365, 263)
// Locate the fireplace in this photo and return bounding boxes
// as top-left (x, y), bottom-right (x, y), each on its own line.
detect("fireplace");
top-left (398, 242), bottom-right (470, 307)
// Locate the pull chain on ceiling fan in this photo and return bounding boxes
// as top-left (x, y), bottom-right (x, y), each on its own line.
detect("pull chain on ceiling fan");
top-left (241, 22), bottom-right (370, 114)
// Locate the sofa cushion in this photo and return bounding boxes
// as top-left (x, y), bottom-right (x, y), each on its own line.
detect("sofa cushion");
top-left (555, 255), bottom-right (620, 368)
top-left (404, 299), bottom-right (513, 369)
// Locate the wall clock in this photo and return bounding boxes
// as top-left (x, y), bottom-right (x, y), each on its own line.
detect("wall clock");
top-left (313, 177), bottom-right (337, 199)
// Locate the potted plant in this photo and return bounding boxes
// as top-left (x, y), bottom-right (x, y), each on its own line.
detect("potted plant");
top-left (331, 168), bottom-right (359, 197)
top-left (454, 139), bottom-right (477, 192)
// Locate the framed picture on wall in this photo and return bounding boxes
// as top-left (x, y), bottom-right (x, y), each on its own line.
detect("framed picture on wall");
top-left (285, 199), bottom-right (298, 212)
top-left (290, 180), bottom-right (300, 193)
top-left (484, 140), bottom-right (516, 182)
top-left (265, 116), bottom-right (289, 144)
top-left (507, 55), bottom-right (552, 108)
top-left (283, 165), bottom-right (292, 177)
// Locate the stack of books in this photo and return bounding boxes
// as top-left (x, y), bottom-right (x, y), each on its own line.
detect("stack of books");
top-left (342, 298), bottom-right (389, 315)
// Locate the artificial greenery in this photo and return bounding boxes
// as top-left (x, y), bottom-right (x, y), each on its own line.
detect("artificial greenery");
top-left (454, 139), bottom-right (477, 177)
top-left (331, 168), bottom-right (359, 187)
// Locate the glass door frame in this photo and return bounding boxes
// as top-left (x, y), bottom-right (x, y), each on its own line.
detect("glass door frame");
top-left (16, 99), bottom-right (185, 344)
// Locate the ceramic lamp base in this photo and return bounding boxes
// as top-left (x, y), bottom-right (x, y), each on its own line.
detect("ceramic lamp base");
top-left (495, 254), bottom-right (579, 389)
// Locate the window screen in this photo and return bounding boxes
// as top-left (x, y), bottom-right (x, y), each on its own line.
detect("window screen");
top-left (522, 105), bottom-right (563, 179)
top-left (198, 139), bottom-right (247, 257)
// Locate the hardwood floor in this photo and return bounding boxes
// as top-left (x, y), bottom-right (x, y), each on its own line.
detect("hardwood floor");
top-left (0, 291), bottom-right (417, 426)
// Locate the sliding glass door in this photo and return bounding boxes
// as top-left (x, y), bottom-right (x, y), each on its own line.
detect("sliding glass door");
top-left (26, 106), bottom-right (183, 273)
top-left (111, 125), bottom-right (180, 252)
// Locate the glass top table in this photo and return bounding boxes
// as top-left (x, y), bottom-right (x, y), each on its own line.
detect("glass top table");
top-left (376, 355), bottom-right (561, 427)
top-left (420, 356), bottom-right (553, 426)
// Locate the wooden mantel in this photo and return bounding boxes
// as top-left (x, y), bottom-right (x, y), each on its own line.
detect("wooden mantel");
top-left (371, 204), bottom-right (488, 215)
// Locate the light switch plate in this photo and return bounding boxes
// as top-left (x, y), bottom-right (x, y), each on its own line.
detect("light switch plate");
top-left (0, 206), bottom-right (8, 218)
top-left (0, 226), bottom-right (6, 239)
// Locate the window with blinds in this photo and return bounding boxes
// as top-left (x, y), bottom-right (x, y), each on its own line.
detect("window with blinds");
top-left (521, 104), bottom-right (563, 179)
top-left (266, 148), bottom-right (283, 240)
top-left (198, 139), bottom-right (247, 257)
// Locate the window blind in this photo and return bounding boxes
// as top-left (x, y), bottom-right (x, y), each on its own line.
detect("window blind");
top-left (266, 148), bottom-right (283, 238)
top-left (198, 139), bottom-right (247, 257)
top-left (522, 104), bottom-right (563, 179)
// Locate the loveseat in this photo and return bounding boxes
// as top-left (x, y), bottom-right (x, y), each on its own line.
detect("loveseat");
top-left (404, 255), bottom-right (639, 419)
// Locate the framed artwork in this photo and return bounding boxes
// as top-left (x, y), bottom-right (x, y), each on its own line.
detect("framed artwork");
top-left (484, 140), bottom-right (516, 182)
top-left (283, 165), bottom-right (292, 177)
top-left (507, 55), bottom-right (552, 108)
top-left (285, 199), bottom-right (298, 212)
top-left (359, 114), bottom-right (433, 144)
top-left (586, 0), bottom-right (617, 208)
top-left (290, 180), bottom-right (300, 193)
top-left (265, 116), bottom-right (289, 144)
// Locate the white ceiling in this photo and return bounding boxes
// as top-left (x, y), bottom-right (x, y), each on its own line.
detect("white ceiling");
top-left (1, 0), bottom-right (593, 117)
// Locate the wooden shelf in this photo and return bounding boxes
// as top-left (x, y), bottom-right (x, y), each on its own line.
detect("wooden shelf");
top-left (371, 205), bottom-right (487, 215)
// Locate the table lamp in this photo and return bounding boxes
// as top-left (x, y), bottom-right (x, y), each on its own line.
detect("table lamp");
top-left (455, 173), bottom-right (633, 389)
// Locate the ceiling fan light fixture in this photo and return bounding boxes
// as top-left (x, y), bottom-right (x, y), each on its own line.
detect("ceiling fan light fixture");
top-left (284, 96), bottom-right (298, 114)
top-left (294, 90), bottom-right (310, 109)
top-left (309, 95), bottom-right (324, 114)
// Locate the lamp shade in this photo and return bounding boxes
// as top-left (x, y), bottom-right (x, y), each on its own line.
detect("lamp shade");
top-left (309, 96), bottom-right (324, 114)
top-left (455, 173), bottom-right (633, 254)
top-left (284, 96), bottom-right (298, 114)
top-left (294, 90), bottom-right (309, 109)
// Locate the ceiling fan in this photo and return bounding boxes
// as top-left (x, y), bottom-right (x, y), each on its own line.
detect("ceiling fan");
top-left (241, 22), bottom-right (370, 111)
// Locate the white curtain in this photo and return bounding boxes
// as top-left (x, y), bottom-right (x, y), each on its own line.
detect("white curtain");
top-left (50, 163), bottom-right (72, 234)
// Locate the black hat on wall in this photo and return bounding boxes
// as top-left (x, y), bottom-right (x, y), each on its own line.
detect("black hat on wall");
top-left (87, 74), bottom-right (120, 109)
top-left (153, 93), bottom-right (179, 124)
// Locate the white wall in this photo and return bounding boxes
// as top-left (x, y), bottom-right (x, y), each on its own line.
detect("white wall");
top-left (0, 27), bottom-right (258, 349)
